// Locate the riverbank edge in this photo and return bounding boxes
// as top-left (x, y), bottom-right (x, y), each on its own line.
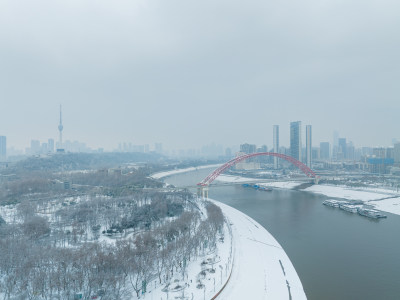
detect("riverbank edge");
top-left (208, 198), bottom-right (307, 299)
top-left (152, 167), bottom-right (306, 299)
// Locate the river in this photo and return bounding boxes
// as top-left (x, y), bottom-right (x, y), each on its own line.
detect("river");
top-left (164, 168), bottom-right (400, 300)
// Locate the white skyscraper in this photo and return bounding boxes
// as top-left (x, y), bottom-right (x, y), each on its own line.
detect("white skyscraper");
top-left (306, 125), bottom-right (312, 168)
top-left (273, 125), bottom-right (279, 169)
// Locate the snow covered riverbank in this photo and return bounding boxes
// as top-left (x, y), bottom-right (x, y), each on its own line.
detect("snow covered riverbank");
top-left (151, 164), bottom-right (220, 180)
top-left (151, 168), bottom-right (307, 299)
top-left (217, 174), bottom-right (303, 189)
top-left (215, 174), bottom-right (400, 217)
top-left (302, 184), bottom-right (400, 216)
top-left (210, 199), bottom-right (307, 300)
top-left (141, 197), bottom-right (307, 299)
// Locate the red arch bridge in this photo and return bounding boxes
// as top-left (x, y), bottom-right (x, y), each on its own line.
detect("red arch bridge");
top-left (197, 152), bottom-right (318, 198)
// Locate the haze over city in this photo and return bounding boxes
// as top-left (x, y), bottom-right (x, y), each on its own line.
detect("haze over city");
top-left (1, 0), bottom-right (400, 151)
top-left (3, 1), bottom-right (400, 300)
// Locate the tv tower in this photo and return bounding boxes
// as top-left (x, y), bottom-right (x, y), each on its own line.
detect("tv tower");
top-left (58, 105), bottom-right (64, 149)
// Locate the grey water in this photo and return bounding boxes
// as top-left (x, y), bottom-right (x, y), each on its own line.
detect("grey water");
top-left (165, 168), bottom-right (400, 300)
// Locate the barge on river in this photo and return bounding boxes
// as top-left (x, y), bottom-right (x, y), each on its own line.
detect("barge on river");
top-left (357, 208), bottom-right (387, 219)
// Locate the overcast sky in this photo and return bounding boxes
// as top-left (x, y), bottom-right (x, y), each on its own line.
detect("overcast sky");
top-left (1, 0), bottom-right (399, 151)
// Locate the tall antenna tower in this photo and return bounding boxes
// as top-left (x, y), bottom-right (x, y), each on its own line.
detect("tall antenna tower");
top-left (58, 105), bottom-right (64, 149)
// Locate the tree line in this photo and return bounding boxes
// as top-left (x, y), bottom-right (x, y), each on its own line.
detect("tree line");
top-left (0, 191), bottom-right (225, 299)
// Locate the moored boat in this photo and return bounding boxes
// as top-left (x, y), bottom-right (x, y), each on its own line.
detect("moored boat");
top-left (339, 204), bottom-right (359, 213)
top-left (323, 199), bottom-right (347, 208)
top-left (357, 208), bottom-right (387, 219)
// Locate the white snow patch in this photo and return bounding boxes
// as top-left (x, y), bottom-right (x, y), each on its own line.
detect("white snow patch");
top-left (151, 164), bottom-right (220, 179)
top-left (216, 174), bottom-right (304, 189)
top-left (368, 197), bottom-right (400, 216)
top-left (260, 181), bottom-right (303, 189)
top-left (216, 174), bottom-right (258, 183)
top-left (304, 185), bottom-right (392, 201)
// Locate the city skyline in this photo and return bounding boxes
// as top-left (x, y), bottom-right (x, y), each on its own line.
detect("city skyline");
top-left (1, 1), bottom-right (400, 151)
top-left (2, 109), bottom-right (399, 153)
top-left (2, 126), bottom-right (400, 158)
top-left (1, 2), bottom-right (400, 300)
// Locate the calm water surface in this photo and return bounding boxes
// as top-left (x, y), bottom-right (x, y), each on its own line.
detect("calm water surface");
top-left (165, 168), bottom-right (400, 300)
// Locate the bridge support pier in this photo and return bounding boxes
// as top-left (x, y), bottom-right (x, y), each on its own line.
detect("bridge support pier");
top-left (197, 186), bottom-right (209, 199)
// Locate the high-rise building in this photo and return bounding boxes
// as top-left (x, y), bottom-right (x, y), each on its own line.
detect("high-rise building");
top-left (361, 147), bottom-right (373, 157)
top-left (290, 121), bottom-right (302, 161)
top-left (386, 147), bottom-right (394, 159)
top-left (240, 143), bottom-right (256, 154)
top-left (273, 125), bottom-right (279, 169)
top-left (332, 131), bottom-right (339, 160)
top-left (41, 143), bottom-right (48, 154)
top-left (30, 140), bottom-right (41, 155)
top-left (347, 141), bottom-right (355, 160)
top-left (0, 136), bottom-right (6, 161)
top-left (306, 125), bottom-right (312, 168)
top-left (373, 147), bottom-right (387, 158)
top-left (333, 131), bottom-right (339, 148)
top-left (225, 147), bottom-right (232, 158)
top-left (312, 147), bottom-right (319, 161)
top-left (257, 145), bottom-right (268, 152)
top-left (320, 142), bottom-right (330, 160)
top-left (394, 143), bottom-right (400, 163)
top-left (256, 145), bottom-right (268, 163)
top-left (155, 143), bottom-right (163, 154)
top-left (338, 138), bottom-right (347, 160)
top-left (48, 139), bottom-right (55, 153)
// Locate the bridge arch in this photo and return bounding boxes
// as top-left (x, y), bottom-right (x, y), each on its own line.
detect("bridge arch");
top-left (198, 152), bottom-right (316, 186)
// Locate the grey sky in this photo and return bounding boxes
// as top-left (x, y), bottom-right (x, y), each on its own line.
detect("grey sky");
top-left (1, 0), bottom-right (399, 151)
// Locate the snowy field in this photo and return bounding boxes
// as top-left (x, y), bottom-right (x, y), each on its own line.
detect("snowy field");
top-left (151, 164), bottom-right (220, 180)
top-left (215, 174), bottom-right (259, 183)
top-left (259, 181), bottom-right (303, 189)
top-left (304, 185), bottom-right (391, 201)
top-left (216, 174), bottom-right (303, 189)
top-left (210, 199), bottom-right (307, 300)
top-left (369, 197), bottom-right (400, 216)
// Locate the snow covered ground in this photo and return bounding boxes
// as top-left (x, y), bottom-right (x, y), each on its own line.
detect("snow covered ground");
top-left (141, 197), bottom-right (307, 300)
top-left (369, 197), bottom-right (400, 216)
top-left (303, 185), bottom-right (400, 216)
top-left (215, 174), bottom-right (258, 183)
top-left (214, 173), bottom-right (400, 217)
top-left (216, 174), bottom-right (303, 189)
top-left (0, 196), bottom-right (307, 300)
top-left (304, 185), bottom-right (391, 201)
top-left (151, 164), bottom-right (220, 180)
top-left (210, 199), bottom-right (307, 300)
top-left (139, 211), bottom-right (234, 300)
top-left (259, 181), bottom-right (303, 189)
